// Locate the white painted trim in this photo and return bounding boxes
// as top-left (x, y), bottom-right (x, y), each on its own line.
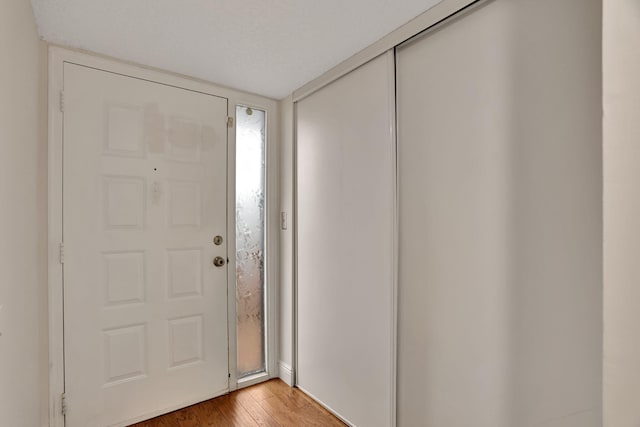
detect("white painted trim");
top-left (49, 44), bottom-right (273, 102)
top-left (47, 46), bottom-right (279, 424)
top-left (236, 371), bottom-right (271, 389)
top-left (292, 101), bottom-right (299, 388)
top-left (385, 49), bottom-right (399, 427)
top-left (291, 0), bottom-right (488, 102)
top-left (265, 101), bottom-right (281, 382)
top-left (278, 361), bottom-right (293, 386)
top-left (290, 102), bottom-right (298, 387)
top-left (48, 45), bottom-right (65, 427)
top-left (226, 97), bottom-right (239, 392)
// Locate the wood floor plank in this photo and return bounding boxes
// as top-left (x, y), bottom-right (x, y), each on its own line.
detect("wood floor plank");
top-left (244, 381), bottom-right (277, 402)
top-left (292, 399), bottom-right (347, 427)
top-left (258, 395), bottom-right (309, 426)
top-left (130, 412), bottom-right (177, 427)
top-left (215, 394), bottom-right (260, 427)
top-left (194, 399), bottom-right (235, 427)
top-left (128, 379), bottom-right (345, 427)
top-left (263, 379), bottom-right (315, 409)
top-left (173, 406), bottom-right (201, 427)
top-left (260, 382), bottom-right (347, 427)
top-left (232, 390), bottom-right (282, 427)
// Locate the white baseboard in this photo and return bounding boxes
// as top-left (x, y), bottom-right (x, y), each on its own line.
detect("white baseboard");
top-left (278, 361), bottom-right (293, 386)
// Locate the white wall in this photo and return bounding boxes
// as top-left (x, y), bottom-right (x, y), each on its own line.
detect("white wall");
top-left (603, 1), bottom-right (640, 425)
top-left (0, 1), bottom-right (48, 426)
top-left (278, 95), bottom-right (294, 384)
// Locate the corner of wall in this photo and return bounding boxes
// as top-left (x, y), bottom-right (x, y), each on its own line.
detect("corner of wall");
top-left (37, 36), bottom-right (50, 427)
top-left (277, 95), bottom-right (294, 384)
top-left (278, 361), bottom-right (294, 386)
top-left (0, 1), bottom-right (50, 427)
top-left (603, 0), bottom-right (640, 425)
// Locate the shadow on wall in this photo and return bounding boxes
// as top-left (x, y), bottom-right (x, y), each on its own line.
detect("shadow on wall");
top-left (505, 0), bottom-right (602, 424)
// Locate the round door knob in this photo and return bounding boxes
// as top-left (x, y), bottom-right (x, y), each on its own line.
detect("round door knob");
top-left (213, 256), bottom-right (226, 267)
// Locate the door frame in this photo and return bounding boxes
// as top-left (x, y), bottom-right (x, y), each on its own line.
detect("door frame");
top-left (47, 46), bottom-right (279, 427)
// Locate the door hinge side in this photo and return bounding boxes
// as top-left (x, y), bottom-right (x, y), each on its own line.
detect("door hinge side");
top-left (59, 242), bottom-right (65, 264)
top-left (59, 90), bottom-right (65, 113)
top-left (61, 393), bottom-right (67, 416)
top-left (227, 116), bottom-right (233, 128)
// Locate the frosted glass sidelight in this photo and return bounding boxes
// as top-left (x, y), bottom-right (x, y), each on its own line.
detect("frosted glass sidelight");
top-left (236, 105), bottom-right (266, 378)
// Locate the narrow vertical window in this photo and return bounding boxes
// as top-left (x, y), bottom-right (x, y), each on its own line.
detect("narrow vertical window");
top-left (236, 105), bottom-right (266, 378)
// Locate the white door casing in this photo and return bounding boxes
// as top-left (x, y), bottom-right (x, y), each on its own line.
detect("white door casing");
top-left (63, 63), bottom-right (229, 426)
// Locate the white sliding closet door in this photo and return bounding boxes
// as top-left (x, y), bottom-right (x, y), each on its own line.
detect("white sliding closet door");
top-left (396, 0), bottom-right (602, 426)
top-left (296, 52), bottom-right (395, 427)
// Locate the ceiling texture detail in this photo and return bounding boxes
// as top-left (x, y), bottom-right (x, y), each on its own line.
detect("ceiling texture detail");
top-left (31, 0), bottom-right (442, 99)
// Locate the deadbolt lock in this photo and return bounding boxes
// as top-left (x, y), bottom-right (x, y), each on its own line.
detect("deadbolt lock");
top-left (213, 256), bottom-right (226, 267)
top-left (213, 235), bottom-right (223, 245)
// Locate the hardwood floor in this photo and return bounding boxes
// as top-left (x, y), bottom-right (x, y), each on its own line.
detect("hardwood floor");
top-left (129, 379), bottom-right (347, 427)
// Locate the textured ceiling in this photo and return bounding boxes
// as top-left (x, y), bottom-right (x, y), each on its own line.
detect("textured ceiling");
top-left (31, 0), bottom-right (442, 99)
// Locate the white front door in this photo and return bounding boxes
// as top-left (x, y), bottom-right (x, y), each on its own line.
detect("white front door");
top-left (62, 63), bottom-right (229, 426)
